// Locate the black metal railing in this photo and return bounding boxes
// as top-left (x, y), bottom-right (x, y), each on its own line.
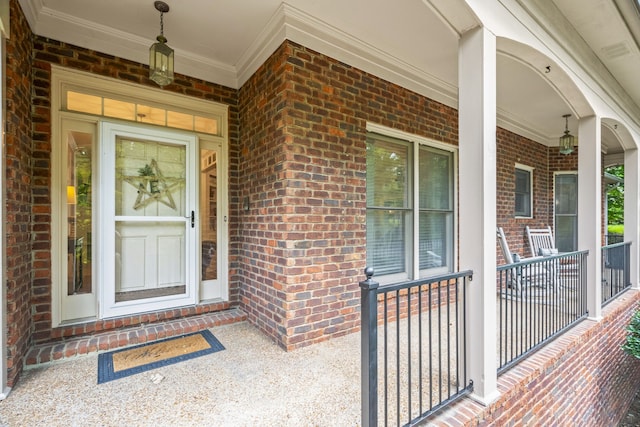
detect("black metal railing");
top-left (605, 234), bottom-right (624, 245)
top-left (496, 251), bottom-right (588, 373)
top-left (360, 268), bottom-right (473, 427)
top-left (602, 241), bottom-right (632, 306)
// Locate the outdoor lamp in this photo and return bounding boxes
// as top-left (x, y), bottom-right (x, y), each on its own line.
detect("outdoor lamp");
top-left (149, 1), bottom-right (174, 87)
top-left (559, 114), bottom-right (575, 155)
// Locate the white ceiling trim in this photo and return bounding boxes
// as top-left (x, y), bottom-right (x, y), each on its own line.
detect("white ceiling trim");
top-left (234, 4), bottom-right (288, 88)
top-left (16, 0), bottom-right (40, 31)
top-left (20, 0), bottom-right (459, 106)
top-left (497, 108), bottom-right (553, 146)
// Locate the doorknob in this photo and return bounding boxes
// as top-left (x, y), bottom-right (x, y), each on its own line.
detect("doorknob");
top-left (190, 210), bottom-right (194, 228)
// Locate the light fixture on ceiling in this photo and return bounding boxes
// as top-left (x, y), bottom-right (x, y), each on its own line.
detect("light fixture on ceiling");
top-left (559, 114), bottom-right (575, 155)
top-left (149, 1), bottom-right (174, 87)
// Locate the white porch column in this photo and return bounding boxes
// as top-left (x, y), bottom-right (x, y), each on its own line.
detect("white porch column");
top-left (624, 148), bottom-right (640, 289)
top-left (578, 116), bottom-right (602, 320)
top-left (458, 26), bottom-right (499, 404)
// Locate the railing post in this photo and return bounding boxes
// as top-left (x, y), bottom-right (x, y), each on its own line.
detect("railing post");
top-left (360, 266), bottom-right (378, 427)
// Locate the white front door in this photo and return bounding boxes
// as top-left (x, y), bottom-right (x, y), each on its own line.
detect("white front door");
top-left (100, 122), bottom-right (197, 318)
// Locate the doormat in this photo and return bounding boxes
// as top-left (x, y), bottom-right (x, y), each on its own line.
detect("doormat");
top-left (97, 330), bottom-right (224, 384)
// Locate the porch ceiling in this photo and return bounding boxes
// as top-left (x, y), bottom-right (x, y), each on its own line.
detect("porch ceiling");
top-left (18, 0), bottom-right (639, 154)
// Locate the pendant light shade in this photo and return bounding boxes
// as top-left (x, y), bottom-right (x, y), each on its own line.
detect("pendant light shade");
top-left (559, 114), bottom-right (575, 155)
top-left (149, 1), bottom-right (174, 87)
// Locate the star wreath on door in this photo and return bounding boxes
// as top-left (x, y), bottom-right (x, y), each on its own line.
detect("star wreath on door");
top-left (122, 159), bottom-right (185, 210)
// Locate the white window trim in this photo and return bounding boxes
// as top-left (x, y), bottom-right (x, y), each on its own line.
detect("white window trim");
top-left (515, 163), bottom-right (534, 219)
top-left (366, 123), bottom-right (458, 284)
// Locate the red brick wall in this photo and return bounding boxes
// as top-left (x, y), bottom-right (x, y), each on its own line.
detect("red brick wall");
top-left (496, 128), bottom-right (552, 260)
top-left (438, 291), bottom-right (640, 425)
top-left (5, 0), bottom-right (34, 387)
top-left (236, 43), bottom-right (290, 344)
top-left (237, 41), bottom-right (459, 350)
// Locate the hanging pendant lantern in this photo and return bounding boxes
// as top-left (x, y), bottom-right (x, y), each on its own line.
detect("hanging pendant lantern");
top-left (149, 1), bottom-right (174, 87)
top-left (559, 114), bottom-right (575, 155)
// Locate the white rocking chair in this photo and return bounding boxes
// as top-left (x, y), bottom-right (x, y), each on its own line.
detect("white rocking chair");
top-left (497, 227), bottom-right (556, 297)
top-left (525, 225), bottom-right (557, 258)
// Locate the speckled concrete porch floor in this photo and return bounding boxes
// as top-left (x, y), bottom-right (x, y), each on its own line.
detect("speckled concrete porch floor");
top-left (0, 322), bottom-right (361, 426)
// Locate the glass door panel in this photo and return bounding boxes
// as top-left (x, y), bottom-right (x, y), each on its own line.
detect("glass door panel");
top-left (200, 149), bottom-right (217, 282)
top-left (114, 137), bottom-right (186, 303)
top-left (67, 131), bottom-right (93, 296)
top-left (199, 141), bottom-right (225, 301)
top-left (555, 173), bottom-right (578, 252)
top-left (60, 119), bottom-right (98, 323)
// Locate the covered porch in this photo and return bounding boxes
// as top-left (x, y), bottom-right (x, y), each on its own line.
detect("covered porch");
top-left (2, 1), bottom-right (640, 425)
top-left (1, 289), bottom-right (637, 426)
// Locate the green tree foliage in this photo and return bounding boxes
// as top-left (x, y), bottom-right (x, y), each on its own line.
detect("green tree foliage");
top-left (623, 308), bottom-right (640, 359)
top-left (606, 165), bottom-right (624, 225)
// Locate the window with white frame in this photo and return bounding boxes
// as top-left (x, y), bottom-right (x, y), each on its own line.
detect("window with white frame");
top-left (366, 130), bottom-right (455, 282)
top-left (514, 164), bottom-right (533, 218)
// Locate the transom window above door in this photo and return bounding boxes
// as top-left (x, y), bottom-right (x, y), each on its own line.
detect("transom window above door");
top-left (65, 91), bottom-right (220, 135)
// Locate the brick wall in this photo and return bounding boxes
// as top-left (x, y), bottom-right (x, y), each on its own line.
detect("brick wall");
top-left (5, 0), bottom-right (34, 387)
top-left (237, 41), bottom-right (460, 350)
top-left (437, 291), bottom-right (640, 425)
top-left (496, 128), bottom-right (552, 260)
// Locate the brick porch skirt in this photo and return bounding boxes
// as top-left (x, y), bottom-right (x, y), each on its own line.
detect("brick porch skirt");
top-left (25, 308), bottom-right (246, 366)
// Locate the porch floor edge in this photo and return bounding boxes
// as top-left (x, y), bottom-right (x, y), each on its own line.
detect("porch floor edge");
top-left (24, 308), bottom-right (247, 367)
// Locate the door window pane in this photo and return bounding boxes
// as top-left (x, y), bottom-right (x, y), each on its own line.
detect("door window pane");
top-left (67, 131), bottom-right (93, 295)
top-left (555, 174), bottom-right (578, 214)
top-left (555, 216), bottom-right (577, 252)
top-left (555, 174), bottom-right (578, 252)
top-left (115, 138), bottom-right (186, 216)
top-left (200, 149), bottom-right (217, 281)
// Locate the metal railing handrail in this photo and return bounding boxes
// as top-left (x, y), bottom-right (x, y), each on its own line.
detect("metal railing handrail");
top-left (496, 250), bottom-right (589, 373)
top-left (360, 267), bottom-right (473, 426)
top-left (602, 241), bottom-right (632, 306)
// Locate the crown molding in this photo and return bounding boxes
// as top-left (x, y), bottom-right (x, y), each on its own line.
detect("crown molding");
top-left (16, 0), bottom-right (40, 31)
top-left (234, 4), bottom-right (459, 107)
top-left (20, 0), bottom-right (459, 105)
top-left (497, 107), bottom-right (553, 146)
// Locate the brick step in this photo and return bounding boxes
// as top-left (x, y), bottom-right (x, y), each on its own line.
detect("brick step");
top-left (25, 308), bottom-right (247, 366)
